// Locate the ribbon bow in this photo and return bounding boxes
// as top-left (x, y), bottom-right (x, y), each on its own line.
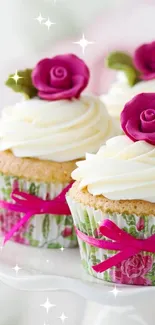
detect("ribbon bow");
top-left (75, 219), bottom-right (155, 273)
top-left (0, 183), bottom-right (72, 245)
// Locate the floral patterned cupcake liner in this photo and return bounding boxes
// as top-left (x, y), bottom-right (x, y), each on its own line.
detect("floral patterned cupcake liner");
top-left (67, 196), bottom-right (155, 285)
top-left (0, 173), bottom-right (77, 248)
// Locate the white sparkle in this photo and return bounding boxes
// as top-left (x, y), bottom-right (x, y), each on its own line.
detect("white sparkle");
top-left (10, 70), bottom-right (23, 84)
top-left (35, 13), bottom-right (45, 24)
top-left (73, 34), bottom-right (94, 54)
top-left (60, 246), bottom-right (64, 252)
top-left (58, 312), bottom-right (68, 323)
top-left (109, 286), bottom-right (121, 298)
top-left (40, 297), bottom-right (56, 314)
top-left (12, 264), bottom-right (22, 275)
top-left (46, 259), bottom-right (49, 263)
top-left (44, 18), bottom-right (56, 30)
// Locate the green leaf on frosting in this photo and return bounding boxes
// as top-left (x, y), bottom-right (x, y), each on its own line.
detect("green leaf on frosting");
top-left (106, 51), bottom-right (140, 86)
top-left (5, 69), bottom-right (37, 99)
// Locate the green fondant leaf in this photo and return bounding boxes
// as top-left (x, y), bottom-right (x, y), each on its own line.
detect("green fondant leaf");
top-left (5, 69), bottom-right (37, 99)
top-left (42, 214), bottom-right (50, 239)
top-left (106, 51), bottom-right (134, 68)
top-left (106, 51), bottom-right (140, 86)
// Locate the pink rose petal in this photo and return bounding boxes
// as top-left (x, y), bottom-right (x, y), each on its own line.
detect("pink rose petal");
top-left (32, 54), bottom-right (90, 100)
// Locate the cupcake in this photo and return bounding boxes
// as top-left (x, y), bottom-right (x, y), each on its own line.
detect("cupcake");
top-left (67, 92), bottom-right (155, 285)
top-left (0, 53), bottom-right (118, 248)
top-left (101, 41), bottom-right (155, 130)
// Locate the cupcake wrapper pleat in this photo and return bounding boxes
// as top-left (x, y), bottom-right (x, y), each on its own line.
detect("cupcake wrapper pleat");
top-left (67, 195), bottom-right (155, 286)
top-left (0, 173), bottom-right (77, 248)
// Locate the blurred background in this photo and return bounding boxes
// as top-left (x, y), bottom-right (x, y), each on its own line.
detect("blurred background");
top-left (0, 2), bottom-right (155, 324)
top-left (0, 0), bottom-right (155, 106)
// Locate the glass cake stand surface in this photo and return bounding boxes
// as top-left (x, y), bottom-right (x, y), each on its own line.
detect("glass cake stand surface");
top-left (0, 241), bottom-right (154, 325)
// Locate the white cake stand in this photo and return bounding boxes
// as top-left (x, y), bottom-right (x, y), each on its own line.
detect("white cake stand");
top-left (0, 241), bottom-right (154, 325)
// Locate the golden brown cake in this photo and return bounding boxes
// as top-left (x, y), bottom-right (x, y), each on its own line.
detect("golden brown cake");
top-left (0, 151), bottom-right (77, 184)
top-left (70, 181), bottom-right (155, 216)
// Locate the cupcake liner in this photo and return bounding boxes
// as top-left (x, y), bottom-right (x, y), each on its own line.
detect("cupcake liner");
top-left (0, 173), bottom-right (77, 248)
top-left (67, 196), bottom-right (155, 286)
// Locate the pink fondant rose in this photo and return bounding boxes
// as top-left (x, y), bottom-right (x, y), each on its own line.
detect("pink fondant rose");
top-left (121, 93), bottom-right (155, 145)
top-left (111, 254), bottom-right (153, 285)
top-left (134, 41), bottom-right (155, 80)
top-left (32, 54), bottom-right (90, 100)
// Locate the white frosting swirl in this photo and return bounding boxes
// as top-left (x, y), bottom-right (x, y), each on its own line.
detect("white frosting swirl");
top-left (0, 96), bottom-right (117, 162)
top-left (72, 135), bottom-right (155, 203)
top-left (101, 72), bottom-right (155, 128)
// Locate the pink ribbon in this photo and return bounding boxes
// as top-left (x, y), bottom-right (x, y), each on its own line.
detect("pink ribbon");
top-left (75, 219), bottom-right (155, 273)
top-left (0, 183), bottom-right (72, 245)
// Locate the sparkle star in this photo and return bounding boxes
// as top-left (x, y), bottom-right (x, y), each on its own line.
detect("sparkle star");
top-left (10, 70), bottom-right (23, 84)
top-left (44, 18), bottom-right (56, 30)
top-left (58, 312), bottom-right (68, 323)
top-left (40, 297), bottom-right (56, 314)
top-left (73, 34), bottom-right (94, 54)
top-left (35, 13), bottom-right (45, 24)
top-left (12, 264), bottom-right (22, 275)
top-left (60, 246), bottom-right (64, 252)
top-left (109, 286), bottom-right (121, 298)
